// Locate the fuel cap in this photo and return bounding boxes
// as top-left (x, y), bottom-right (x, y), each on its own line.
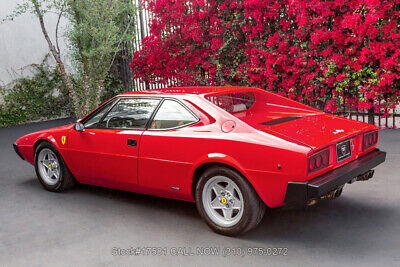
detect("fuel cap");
top-left (221, 120), bottom-right (236, 133)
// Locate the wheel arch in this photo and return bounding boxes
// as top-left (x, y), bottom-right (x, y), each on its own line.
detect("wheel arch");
top-left (191, 158), bottom-right (265, 206)
top-left (33, 138), bottom-right (59, 163)
top-left (34, 133), bottom-right (62, 152)
top-left (33, 136), bottom-right (67, 166)
top-left (192, 162), bottom-right (236, 198)
top-left (34, 138), bottom-right (51, 152)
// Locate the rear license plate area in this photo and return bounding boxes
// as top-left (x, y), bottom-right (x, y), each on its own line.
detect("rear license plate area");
top-left (336, 139), bottom-right (351, 162)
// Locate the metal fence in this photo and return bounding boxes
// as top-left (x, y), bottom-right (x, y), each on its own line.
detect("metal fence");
top-left (120, 0), bottom-right (176, 91)
top-left (335, 101), bottom-right (400, 129)
top-left (119, 0), bottom-right (147, 91)
top-left (120, 2), bottom-right (399, 128)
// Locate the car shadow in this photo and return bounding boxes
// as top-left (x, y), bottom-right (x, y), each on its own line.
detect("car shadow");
top-left (244, 196), bottom-right (394, 256)
top-left (20, 178), bottom-right (199, 220)
top-left (76, 183), bottom-right (199, 218)
top-left (20, 177), bottom-right (394, 256)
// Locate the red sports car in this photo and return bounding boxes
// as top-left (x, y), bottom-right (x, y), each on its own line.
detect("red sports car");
top-left (14, 87), bottom-right (386, 235)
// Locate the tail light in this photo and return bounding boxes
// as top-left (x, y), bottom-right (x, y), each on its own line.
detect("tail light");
top-left (308, 148), bottom-right (330, 174)
top-left (363, 131), bottom-right (378, 151)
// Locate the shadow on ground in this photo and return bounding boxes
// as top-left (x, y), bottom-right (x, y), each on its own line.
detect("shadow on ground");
top-left (18, 169), bottom-right (396, 257)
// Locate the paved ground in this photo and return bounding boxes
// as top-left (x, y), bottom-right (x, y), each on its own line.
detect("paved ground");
top-left (0, 118), bottom-right (399, 267)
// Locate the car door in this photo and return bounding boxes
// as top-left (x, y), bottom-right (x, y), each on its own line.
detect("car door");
top-left (138, 98), bottom-right (200, 196)
top-left (67, 97), bottom-right (160, 188)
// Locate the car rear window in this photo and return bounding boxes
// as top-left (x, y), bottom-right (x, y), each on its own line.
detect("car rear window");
top-left (206, 92), bottom-right (255, 113)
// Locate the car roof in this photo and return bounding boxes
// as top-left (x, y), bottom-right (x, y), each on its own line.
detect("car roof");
top-left (118, 86), bottom-right (258, 97)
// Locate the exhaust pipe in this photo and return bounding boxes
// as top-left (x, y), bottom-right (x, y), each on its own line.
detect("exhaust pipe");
top-left (307, 169), bottom-right (375, 207)
top-left (307, 187), bottom-right (343, 206)
top-left (356, 170), bottom-right (375, 181)
top-left (348, 169), bottom-right (375, 184)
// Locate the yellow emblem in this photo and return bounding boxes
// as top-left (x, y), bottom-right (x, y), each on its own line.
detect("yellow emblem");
top-left (61, 136), bottom-right (66, 145)
top-left (48, 164), bottom-right (52, 170)
top-left (220, 197), bottom-right (227, 204)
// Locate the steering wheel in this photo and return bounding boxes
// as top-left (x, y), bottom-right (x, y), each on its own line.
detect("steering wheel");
top-left (106, 116), bottom-right (122, 128)
top-left (106, 116), bottom-right (136, 128)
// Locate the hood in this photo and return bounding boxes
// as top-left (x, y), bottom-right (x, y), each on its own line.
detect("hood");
top-left (32, 123), bottom-right (75, 135)
top-left (16, 123), bottom-right (75, 147)
top-left (252, 113), bottom-right (375, 151)
top-left (19, 124), bottom-right (74, 141)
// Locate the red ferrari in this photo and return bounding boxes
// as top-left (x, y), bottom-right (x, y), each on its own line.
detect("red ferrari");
top-left (14, 87), bottom-right (386, 235)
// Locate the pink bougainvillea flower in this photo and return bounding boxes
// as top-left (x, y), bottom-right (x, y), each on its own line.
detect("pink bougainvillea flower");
top-left (130, 0), bottom-right (400, 115)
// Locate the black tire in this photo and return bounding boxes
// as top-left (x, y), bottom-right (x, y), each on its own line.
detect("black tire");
top-left (34, 142), bottom-right (76, 192)
top-left (195, 166), bottom-right (266, 236)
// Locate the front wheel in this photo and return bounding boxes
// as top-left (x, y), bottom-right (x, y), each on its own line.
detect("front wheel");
top-left (35, 142), bottom-right (76, 192)
top-left (195, 166), bottom-right (266, 236)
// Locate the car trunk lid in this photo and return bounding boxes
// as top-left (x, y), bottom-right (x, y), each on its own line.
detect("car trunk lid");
top-left (248, 113), bottom-right (374, 151)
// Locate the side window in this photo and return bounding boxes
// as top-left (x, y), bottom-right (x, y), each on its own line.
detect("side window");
top-left (98, 98), bottom-right (160, 129)
top-left (150, 99), bottom-right (198, 130)
top-left (83, 99), bottom-right (116, 128)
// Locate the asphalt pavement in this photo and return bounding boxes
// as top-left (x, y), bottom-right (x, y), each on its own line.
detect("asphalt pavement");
top-left (0, 118), bottom-right (399, 266)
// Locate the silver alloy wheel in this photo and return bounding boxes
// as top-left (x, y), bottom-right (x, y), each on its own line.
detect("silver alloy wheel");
top-left (37, 148), bottom-right (60, 186)
top-left (202, 175), bottom-right (244, 227)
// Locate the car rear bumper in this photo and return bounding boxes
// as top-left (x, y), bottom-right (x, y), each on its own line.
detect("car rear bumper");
top-left (284, 149), bottom-right (386, 207)
top-left (13, 143), bottom-right (25, 161)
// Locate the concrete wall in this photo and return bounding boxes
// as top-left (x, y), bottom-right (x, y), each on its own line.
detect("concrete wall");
top-left (0, 0), bottom-right (68, 87)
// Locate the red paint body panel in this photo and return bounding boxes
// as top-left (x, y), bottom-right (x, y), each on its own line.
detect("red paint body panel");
top-left (261, 114), bottom-right (374, 151)
top-left (15, 87), bottom-right (380, 208)
top-left (67, 128), bottom-right (142, 186)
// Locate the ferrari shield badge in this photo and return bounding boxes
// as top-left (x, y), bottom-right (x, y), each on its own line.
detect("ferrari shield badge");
top-left (61, 136), bottom-right (66, 145)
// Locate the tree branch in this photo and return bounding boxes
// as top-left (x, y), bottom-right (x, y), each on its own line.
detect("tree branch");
top-left (32, 0), bottom-right (80, 116)
top-left (106, 12), bottom-right (135, 74)
top-left (33, 2), bottom-right (58, 60)
top-left (55, 8), bottom-right (64, 54)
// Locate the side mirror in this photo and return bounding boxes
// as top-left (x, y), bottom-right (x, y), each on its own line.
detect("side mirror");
top-left (74, 122), bottom-right (85, 132)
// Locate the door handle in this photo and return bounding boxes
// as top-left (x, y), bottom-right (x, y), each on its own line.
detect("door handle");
top-left (127, 139), bottom-right (137, 147)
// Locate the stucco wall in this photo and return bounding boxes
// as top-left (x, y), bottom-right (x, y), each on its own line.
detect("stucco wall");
top-left (0, 0), bottom-right (68, 87)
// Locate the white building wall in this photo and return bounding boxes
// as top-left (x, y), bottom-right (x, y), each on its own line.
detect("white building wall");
top-left (0, 0), bottom-right (68, 87)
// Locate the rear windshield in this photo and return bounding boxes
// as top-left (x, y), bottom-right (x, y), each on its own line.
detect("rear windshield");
top-left (206, 92), bottom-right (255, 113)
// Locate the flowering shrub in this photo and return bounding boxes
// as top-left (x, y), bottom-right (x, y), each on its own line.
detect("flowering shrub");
top-left (130, 0), bottom-right (400, 113)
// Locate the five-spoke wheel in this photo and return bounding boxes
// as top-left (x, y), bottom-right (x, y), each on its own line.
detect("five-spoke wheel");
top-left (37, 148), bottom-right (61, 186)
top-left (34, 142), bottom-right (76, 192)
top-left (203, 176), bottom-right (244, 227)
top-left (196, 166), bottom-right (266, 236)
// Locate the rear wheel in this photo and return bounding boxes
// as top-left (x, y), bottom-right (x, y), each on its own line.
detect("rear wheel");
top-left (195, 166), bottom-right (266, 236)
top-left (35, 142), bottom-right (76, 192)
